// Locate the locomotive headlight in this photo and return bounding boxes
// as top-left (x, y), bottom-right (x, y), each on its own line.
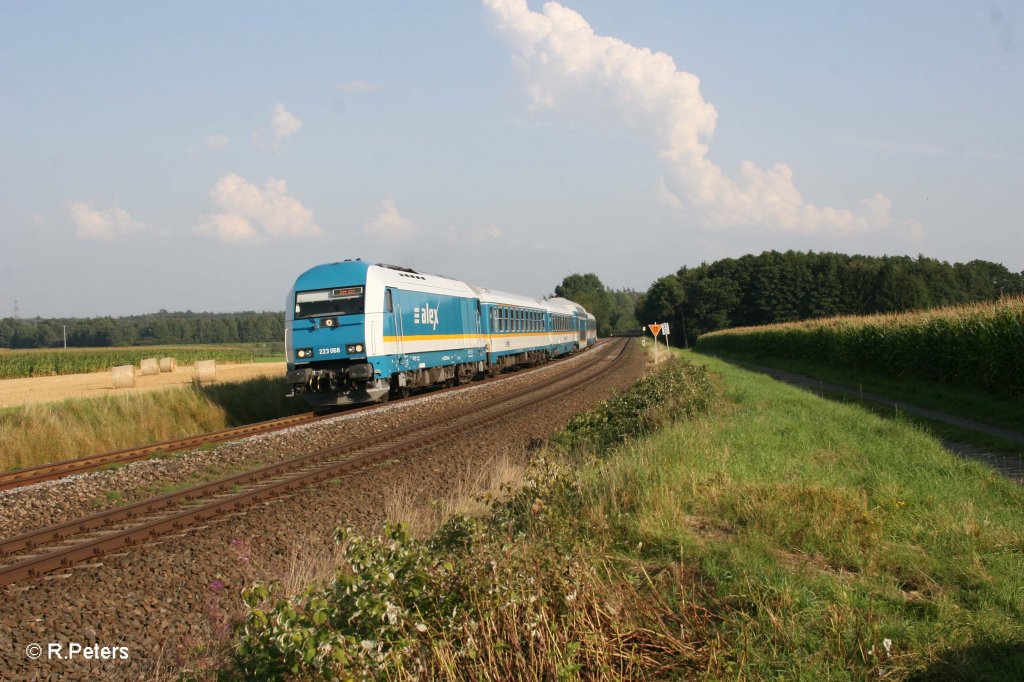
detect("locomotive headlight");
top-left (345, 343), bottom-right (365, 354)
top-left (322, 317), bottom-right (337, 328)
top-left (296, 348), bottom-right (313, 359)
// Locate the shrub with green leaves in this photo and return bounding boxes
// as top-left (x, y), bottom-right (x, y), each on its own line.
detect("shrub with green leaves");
top-left (213, 357), bottom-right (718, 680)
top-left (551, 356), bottom-right (716, 455)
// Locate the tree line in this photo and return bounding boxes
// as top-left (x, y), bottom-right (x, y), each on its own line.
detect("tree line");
top-left (636, 252), bottom-right (1024, 345)
top-left (8, 252), bottom-right (1019, 350)
top-left (554, 273), bottom-right (641, 337)
top-left (553, 252), bottom-right (1024, 345)
top-left (0, 311), bottom-right (284, 349)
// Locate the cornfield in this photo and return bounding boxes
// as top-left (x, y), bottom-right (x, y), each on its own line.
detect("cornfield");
top-left (0, 344), bottom-right (280, 380)
top-left (696, 296), bottom-right (1024, 395)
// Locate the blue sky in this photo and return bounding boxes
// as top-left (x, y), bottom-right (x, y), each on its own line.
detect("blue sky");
top-left (1, 0), bottom-right (1021, 317)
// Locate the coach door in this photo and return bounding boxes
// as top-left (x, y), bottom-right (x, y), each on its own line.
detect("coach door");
top-left (386, 287), bottom-right (405, 361)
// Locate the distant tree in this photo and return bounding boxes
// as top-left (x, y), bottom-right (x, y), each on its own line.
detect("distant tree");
top-left (688, 276), bottom-right (741, 336)
top-left (554, 273), bottom-right (614, 336)
top-left (0, 311), bottom-right (286, 349)
top-left (637, 250), bottom-right (1024, 343)
top-left (640, 275), bottom-right (682, 323)
top-left (875, 258), bottom-right (930, 312)
top-left (607, 289), bottom-right (641, 333)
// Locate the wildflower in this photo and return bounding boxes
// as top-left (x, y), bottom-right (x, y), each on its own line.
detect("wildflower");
top-left (209, 579), bottom-right (225, 592)
top-left (384, 601), bottom-right (402, 625)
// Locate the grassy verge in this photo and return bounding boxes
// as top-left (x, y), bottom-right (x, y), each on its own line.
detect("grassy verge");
top-left (607, 352), bottom-right (1024, 678)
top-left (204, 352), bottom-right (1024, 680)
top-left (0, 377), bottom-right (307, 472)
top-left (702, 349), bottom-right (1024, 436)
top-left (811, 384), bottom-right (1024, 458)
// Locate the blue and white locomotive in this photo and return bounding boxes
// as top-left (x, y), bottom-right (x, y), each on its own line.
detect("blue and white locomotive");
top-left (285, 259), bottom-right (596, 408)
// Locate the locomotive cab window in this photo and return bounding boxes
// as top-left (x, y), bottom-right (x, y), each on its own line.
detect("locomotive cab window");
top-left (295, 286), bottom-right (365, 319)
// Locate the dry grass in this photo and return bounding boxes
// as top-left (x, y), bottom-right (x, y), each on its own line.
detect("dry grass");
top-left (0, 361), bottom-right (284, 409)
top-left (0, 375), bottom-right (301, 472)
top-left (382, 451), bottom-right (526, 538)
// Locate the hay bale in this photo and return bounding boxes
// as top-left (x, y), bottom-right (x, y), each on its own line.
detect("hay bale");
top-left (140, 358), bottom-right (160, 376)
top-left (159, 357), bottom-right (177, 373)
top-left (195, 359), bottom-right (217, 384)
top-left (112, 365), bottom-right (136, 388)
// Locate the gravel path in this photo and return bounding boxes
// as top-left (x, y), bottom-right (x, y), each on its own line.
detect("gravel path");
top-left (0, 342), bottom-right (643, 680)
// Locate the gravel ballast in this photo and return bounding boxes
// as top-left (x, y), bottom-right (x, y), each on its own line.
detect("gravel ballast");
top-left (0, 342), bottom-right (644, 680)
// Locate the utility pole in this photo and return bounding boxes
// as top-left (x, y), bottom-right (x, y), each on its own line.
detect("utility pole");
top-left (63, 325), bottom-right (67, 350)
top-left (13, 300), bottom-right (19, 319)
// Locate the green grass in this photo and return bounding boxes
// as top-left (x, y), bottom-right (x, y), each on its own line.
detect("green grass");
top-left (812, 383), bottom-right (1024, 458)
top-left (588, 351), bottom-right (1024, 678)
top-left (703, 349), bottom-right (1024, 435)
top-left (209, 350), bottom-right (1024, 680)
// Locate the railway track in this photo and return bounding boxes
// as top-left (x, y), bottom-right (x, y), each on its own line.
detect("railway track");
top-left (0, 412), bottom-right (327, 493)
top-left (0, 339), bottom-right (628, 587)
top-left (0, 343), bottom-right (609, 494)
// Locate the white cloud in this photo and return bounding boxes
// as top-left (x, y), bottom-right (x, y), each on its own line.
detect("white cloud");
top-left (445, 222), bottom-right (549, 252)
top-left (336, 80), bottom-right (380, 93)
top-left (196, 173), bottom-right (322, 243)
top-left (206, 134), bottom-right (229, 148)
top-left (446, 223), bottom-right (504, 246)
top-left (483, 0), bottom-right (922, 237)
top-left (69, 202), bottom-right (144, 240)
top-left (31, 212), bottom-right (46, 227)
top-left (364, 198), bottom-right (416, 238)
top-left (253, 103), bottom-right (302, 149)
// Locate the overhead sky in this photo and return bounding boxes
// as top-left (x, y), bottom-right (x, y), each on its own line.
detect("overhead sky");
top-left (2, 0), bottom-right (1021, 317)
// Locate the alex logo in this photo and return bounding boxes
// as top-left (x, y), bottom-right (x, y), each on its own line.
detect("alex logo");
top-left (413, 304), bottom-right (439, 330)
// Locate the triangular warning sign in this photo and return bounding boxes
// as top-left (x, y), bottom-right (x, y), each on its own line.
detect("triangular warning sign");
top-left (648, 323), bottom-right (662, 337)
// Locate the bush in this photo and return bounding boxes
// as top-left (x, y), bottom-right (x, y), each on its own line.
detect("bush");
top-left (551, 356), bottom-right (716, 455)
top-left (213, 357), bottom-right (718, 680)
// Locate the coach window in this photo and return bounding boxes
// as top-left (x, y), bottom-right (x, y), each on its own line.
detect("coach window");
top-left (385, 289), bottom-right (394, 313)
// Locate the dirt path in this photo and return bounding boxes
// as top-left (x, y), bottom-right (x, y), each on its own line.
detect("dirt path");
top-left (0, 362), bottom-right (286, 409)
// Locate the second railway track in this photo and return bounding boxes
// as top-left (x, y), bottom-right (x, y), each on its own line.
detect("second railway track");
top-left (0, 339), bottom-right (628, 587)
top-left (0, 411), bottom-right (327, 493)
top-left (0, 342), bottom-right (608, 494)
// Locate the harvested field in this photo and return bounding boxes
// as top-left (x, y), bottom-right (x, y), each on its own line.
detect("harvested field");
top-left (0, 362), bottom-right (285, 409)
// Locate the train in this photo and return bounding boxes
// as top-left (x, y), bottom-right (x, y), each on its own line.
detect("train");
top-left (285, 259), bottom-right (598, 408)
